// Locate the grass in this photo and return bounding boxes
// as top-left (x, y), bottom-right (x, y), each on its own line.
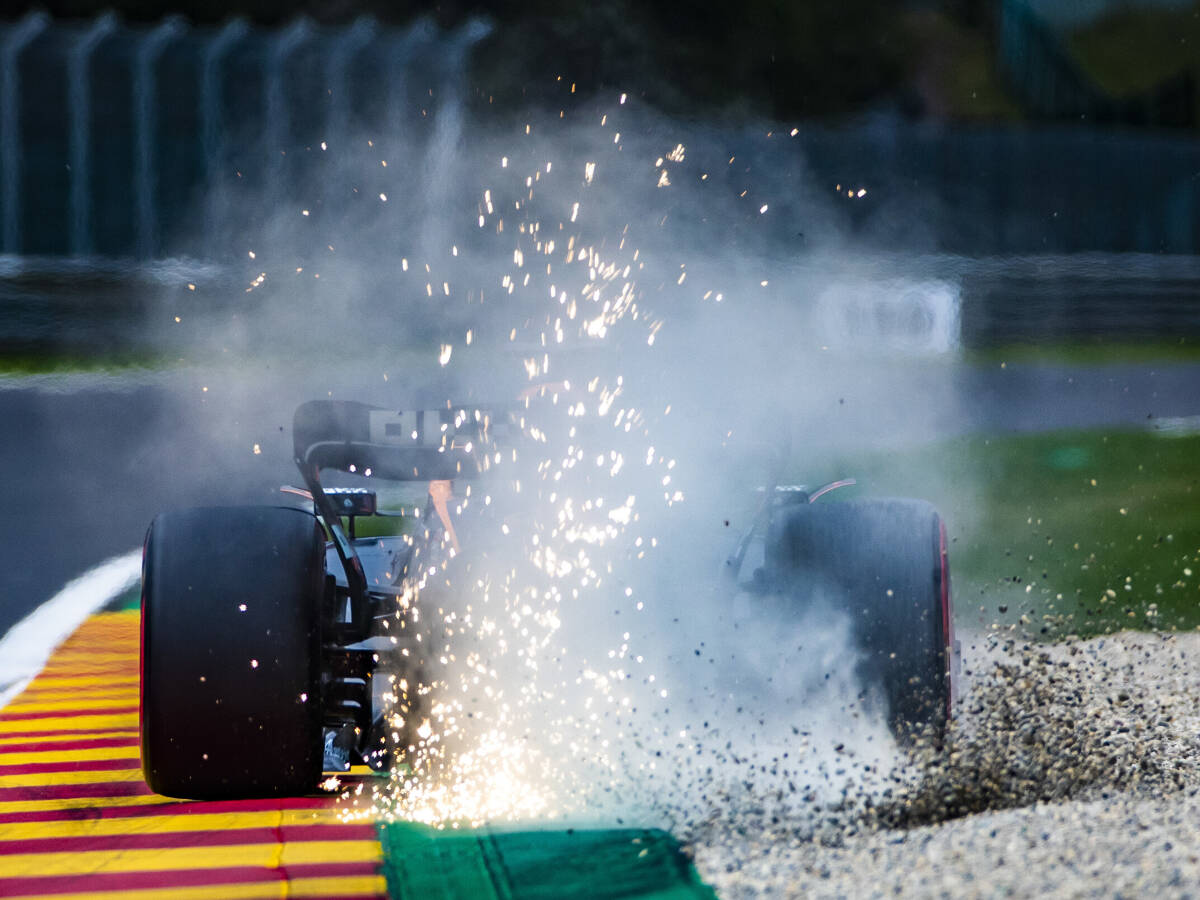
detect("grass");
top-left (962, 337), bottom-right (1200, 367)
top-left (28, 334), bottom-right (1199, 641)
top-left (8, 331), bottom-right (1199, 381)
top-left (108, 424), bottom-right (1199, 639)
top-left (0, 342), bottom-right (511, 379)
top-left (805, 425), bottom-right (1200, 638)
top-left (342, 515), bottom-right (416, 539)
top-left (0, 353), bottom-right (176, 376)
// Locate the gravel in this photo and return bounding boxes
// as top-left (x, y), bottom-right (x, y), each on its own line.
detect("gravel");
top-left (685, 628), bottom-right (1200, 898)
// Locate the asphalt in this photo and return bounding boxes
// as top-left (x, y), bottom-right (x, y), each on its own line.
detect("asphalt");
top-left (1, 357), bottom-right (1198, 638)
top-left (0, 379), bottom-right (292, 636)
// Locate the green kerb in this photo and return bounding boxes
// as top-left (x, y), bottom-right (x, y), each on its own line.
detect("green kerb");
top-left (377, 822), bottom-right (717, 900)
top-left (105, 585), bottom-right (142, 612)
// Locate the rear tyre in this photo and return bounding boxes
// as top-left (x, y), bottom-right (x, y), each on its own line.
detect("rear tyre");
top-left (769, 498), bottom-right (953, 742)
top-left (141, 506), bottom-right (326, 798)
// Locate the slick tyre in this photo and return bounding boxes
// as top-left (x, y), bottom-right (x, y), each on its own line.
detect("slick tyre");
top-left (770, 498), bottom-right (953, 742)
top-left (140, 506), bottom-right (325, 798)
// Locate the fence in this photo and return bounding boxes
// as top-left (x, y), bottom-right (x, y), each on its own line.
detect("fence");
top-left (0, 13), bottom-right (1195, 260)
top-left (0, 13), bottom-right (487, 259)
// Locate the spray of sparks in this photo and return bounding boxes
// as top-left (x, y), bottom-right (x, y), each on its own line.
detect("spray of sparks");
top-left (219, 95), bottom-right (961, 833)
top-left (319, 112), bottom-right (746, 829)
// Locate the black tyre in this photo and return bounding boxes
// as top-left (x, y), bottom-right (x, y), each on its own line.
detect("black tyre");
top-left (769, 498), bottom-right (953, 741)
top-left (141, 506), bottom-right (326, 798)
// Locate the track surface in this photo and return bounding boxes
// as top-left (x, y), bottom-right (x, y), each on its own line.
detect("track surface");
top-left (3, 359), bottom-right (1199, 637)
top-left (0, 604), bottom-right (716, 899)
top-left (0, 610), bottom-right (387, 899)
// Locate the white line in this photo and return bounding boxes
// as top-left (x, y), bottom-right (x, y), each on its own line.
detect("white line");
top-left (0, 550), bottom-right (141, 708)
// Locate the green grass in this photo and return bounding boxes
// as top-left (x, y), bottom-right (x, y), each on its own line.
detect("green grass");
top-left (342, 515), bottom-right (417, 539)
top-left (107, 425), bottom-right (1199, 639)
top-left (0, 342), bottom-right (514, 379)
top-left (0, 353), bottom-right (177, 376)
top-left (9, 335), bottom-right (1199, 382)
top-left (805, 426), bottom-right (1200, 638)
top-left (963, 337), bottom-right (1200, 367)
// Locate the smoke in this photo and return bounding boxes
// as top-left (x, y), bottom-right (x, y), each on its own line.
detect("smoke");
top-left (166, 81), bottom-right (969, 831)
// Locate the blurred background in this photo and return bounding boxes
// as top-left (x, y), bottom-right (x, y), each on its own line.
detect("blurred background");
top-left (0, 0), bottom-right (1198, 643)
top-left (0, 0), bottom-right (1196, 355)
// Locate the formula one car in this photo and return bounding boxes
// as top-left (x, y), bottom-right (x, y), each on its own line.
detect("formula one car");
top-left (139, 399), bottom-right (957, 799)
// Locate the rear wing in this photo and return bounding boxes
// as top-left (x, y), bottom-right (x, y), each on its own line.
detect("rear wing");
top-left (293, 399), bottom-right (507, 482)
top-left (292, 399), bottom-right (510, 632)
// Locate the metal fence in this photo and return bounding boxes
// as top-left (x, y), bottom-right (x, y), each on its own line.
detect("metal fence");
top-left (0, 13), bottom-right (487, 259)
top-left (0, 13), bottom-right (1194, 260)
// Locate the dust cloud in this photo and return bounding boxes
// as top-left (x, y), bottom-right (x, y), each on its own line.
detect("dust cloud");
top-left (185, 89), bottom-right (968, 832)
